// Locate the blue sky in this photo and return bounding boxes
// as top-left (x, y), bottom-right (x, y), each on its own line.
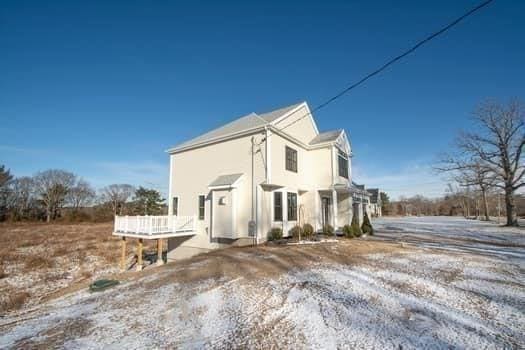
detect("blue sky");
top-left (1, 0), bottom-right (524, 199)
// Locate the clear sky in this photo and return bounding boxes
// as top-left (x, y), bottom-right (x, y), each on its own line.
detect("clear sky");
top-left (1, 0), bottom-right (524, 199)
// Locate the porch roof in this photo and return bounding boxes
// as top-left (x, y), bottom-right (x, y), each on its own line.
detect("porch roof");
top-left (209, 173), bottom-right (244, 188)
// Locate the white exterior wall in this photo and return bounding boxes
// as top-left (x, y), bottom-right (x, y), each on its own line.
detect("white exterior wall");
top-left (166, 104), bottom-right (356, 258)
top-left (168, 132), bottom-right (266, 258)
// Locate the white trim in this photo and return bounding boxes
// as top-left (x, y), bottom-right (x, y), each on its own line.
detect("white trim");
top-left (232, 187), bottom-right (237, 237)
top-left (210, 191), bottom-right (214, 238)
top-left (266, 127), bottom-right (272, 184)
top-left (168, 155), bottom-right (173, 214)
top-left (113, 231), bottom-right (195, 240)
top-left (270, 102), bottom-right (320, 135)
top-left (167, 126), bottom-right (265, 154)
top-left (168, 122), bottom-right (341, 155)
top-left (332, 189), bottom-right (338, 228)
top-left (270, 188), bottom-right (299, 237)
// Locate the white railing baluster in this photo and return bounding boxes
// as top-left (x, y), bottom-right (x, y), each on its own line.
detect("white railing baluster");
top-left (114, 215), bottom-right (196, 235)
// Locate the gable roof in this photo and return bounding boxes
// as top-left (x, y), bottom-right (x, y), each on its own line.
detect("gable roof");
top-left (258, 102), bottom-right (304, 123)
top-left (168, 101), bottom-right (346, 153)
top-left (169, 102), bottom-right (304, 152)
top-left (309, 129), bottom-right (342, 145)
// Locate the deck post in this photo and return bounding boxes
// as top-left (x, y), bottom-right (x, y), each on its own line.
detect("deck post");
top-left (120, 236), bottom-right (127, 271)
top-left (156, 239), bottom-right (164, 266)
top-left (136, 238), bottom-right (143, 271)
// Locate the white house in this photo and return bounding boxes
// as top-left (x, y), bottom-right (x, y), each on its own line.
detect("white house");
top-left (114, 101), bottom-right (375, 263)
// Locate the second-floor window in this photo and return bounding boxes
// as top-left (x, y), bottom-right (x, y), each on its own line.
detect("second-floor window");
top-left (285, 146), bottom-right (297, 172)
top-left (338, 150), bottom-right (349, 179)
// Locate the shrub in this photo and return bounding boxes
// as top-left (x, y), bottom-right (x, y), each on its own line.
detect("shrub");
top-left (351, 214), bottom-right (362, 237)
top-left (323, 224), bottom-right (334, 235)
top-left (268, 227), bottom-right (283, 241)
top-left (361, 212), bottom-right (374, 235)
top-left (302, 223), bottom-right (314, 239)
top-left (289, 225), bottom-right (303, 239)
top-left (342, 224), bottom-right (354, 238)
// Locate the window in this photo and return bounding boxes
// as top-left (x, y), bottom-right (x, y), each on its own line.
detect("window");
top-left (338, 150), bottom-right (349, 179)
top-left (287, 192), bottom-right (297, 221)
top-left (274, 192), bottom-right (283, 221)
top-left (198, 195), bottom-right (205, 220)
top-left (285, 146), bottom-right (297, 172)
top-left (172, 197), bottom-right (178, 216)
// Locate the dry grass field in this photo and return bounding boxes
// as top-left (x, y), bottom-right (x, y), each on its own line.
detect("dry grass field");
top-left (0, 222), bottom-right (158, 314)
top-left (0, 217), bottom-right (523, 349)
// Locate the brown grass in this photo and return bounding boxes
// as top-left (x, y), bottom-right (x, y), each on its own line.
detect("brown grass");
top-left (0, 292), bottom-right (30, 312)
top-left (0, 222), bottom-right (140, 314)
top-left (24, 256), bottom-right (54, 270)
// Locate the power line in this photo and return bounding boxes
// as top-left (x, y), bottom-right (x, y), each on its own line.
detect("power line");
top-left (276, 0), bottom-right (494, 133)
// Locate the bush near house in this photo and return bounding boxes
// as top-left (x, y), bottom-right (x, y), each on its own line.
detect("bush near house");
top-left (342, 224), bottom-right (354, 238)
top-left (362, 212), bottom-right (374, 235)
top-left (290, 225), bottom-right (303, 240)
top-left (323, 224), bottom-right (334, 235)
top-left (302, 223), bottom-right (314, 239)
top-left (351, 214), bottom-right (362, 237)
top-left (268, 227), bottom-right (283, 241)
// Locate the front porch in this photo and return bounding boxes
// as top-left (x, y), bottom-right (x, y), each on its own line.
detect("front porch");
top-left (317, 184), bottom-right (369, 231)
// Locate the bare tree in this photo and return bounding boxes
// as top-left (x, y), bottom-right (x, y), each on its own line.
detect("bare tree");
top-left (100, 184), bottom-right (134, 216)
top-left (33, 169), bottom-right (77, 222)
top-left (6, 176), bottom-right (35, 220)
top-left (0, 165), bottom-right (14, 220)
top-left (67, 179), bottom-right (95, 212)
top-left (437, 157), bottom-right (495, 221)
top-left (458, 100), bottom-right (525, 226)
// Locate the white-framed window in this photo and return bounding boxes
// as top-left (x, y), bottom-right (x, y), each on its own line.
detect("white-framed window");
top-left (287, 192), bottom-right (297, 221)
top-left (274, 192), bottom-right (283, 221)
top-left (338, 150), bottom-right (349, 179)
top-left (198, 195), bottom-right (205, 220)
top-left (285, 146), bottom-right (298, 172)
top-left (172, 197), bottom-right (179, 216)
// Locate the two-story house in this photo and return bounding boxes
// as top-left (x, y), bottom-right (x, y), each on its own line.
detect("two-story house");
top-left (162, 101), bottom-right (367, 259)
top-left (113, 101), bottom-right (373, 263)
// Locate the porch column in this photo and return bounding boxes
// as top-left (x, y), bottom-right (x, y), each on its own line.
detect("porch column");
top-left (314, 190), bottom-right (320, 232)
top-left (136, 238), bottom-right (143, 271)
top-left (120, 236), bottom-right (127, 271)
top-left (156, 239), bottom-right (164, 266)
top-left (332, 190), bottom-right (338, 229)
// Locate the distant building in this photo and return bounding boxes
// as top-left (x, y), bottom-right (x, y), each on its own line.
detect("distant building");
top-left (367, 188), bottom-right (382, 217)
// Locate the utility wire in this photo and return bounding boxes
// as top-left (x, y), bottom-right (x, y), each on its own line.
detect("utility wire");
top-left (276, 0), bottom-right (495, 133)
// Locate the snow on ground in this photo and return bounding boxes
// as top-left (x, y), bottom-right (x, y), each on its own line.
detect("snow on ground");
top-left (0, 216), bottom-right (524, 349)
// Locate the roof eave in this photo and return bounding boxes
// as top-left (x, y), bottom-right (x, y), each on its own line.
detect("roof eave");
top-left (166, 125), bottom-right (266, 154)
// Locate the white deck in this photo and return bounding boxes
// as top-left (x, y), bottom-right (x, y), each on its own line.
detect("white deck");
top-left (113, 215), bottom-right (197, 239)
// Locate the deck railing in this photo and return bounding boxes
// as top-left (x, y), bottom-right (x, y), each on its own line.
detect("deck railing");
top-left (114, 215), bottom-right (197, 235)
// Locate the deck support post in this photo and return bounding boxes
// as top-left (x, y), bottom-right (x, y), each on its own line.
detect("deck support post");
top-left (120, 236), bottom-right (127, 271)
top-left (156, 239), bottom-right (164, 266)
top-left (136, 238), bottom-right (143, 271)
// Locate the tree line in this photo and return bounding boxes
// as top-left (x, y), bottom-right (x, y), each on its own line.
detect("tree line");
top-left (382, 191), bottom-right (524, 219)
top-left (0, 167), bottom-right (166, 222)
top-left (435, 99), bottom-right (524, 226)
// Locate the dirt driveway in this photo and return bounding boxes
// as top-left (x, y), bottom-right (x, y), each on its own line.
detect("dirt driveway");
top-left (1, 217), bottom-right (524, 349)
